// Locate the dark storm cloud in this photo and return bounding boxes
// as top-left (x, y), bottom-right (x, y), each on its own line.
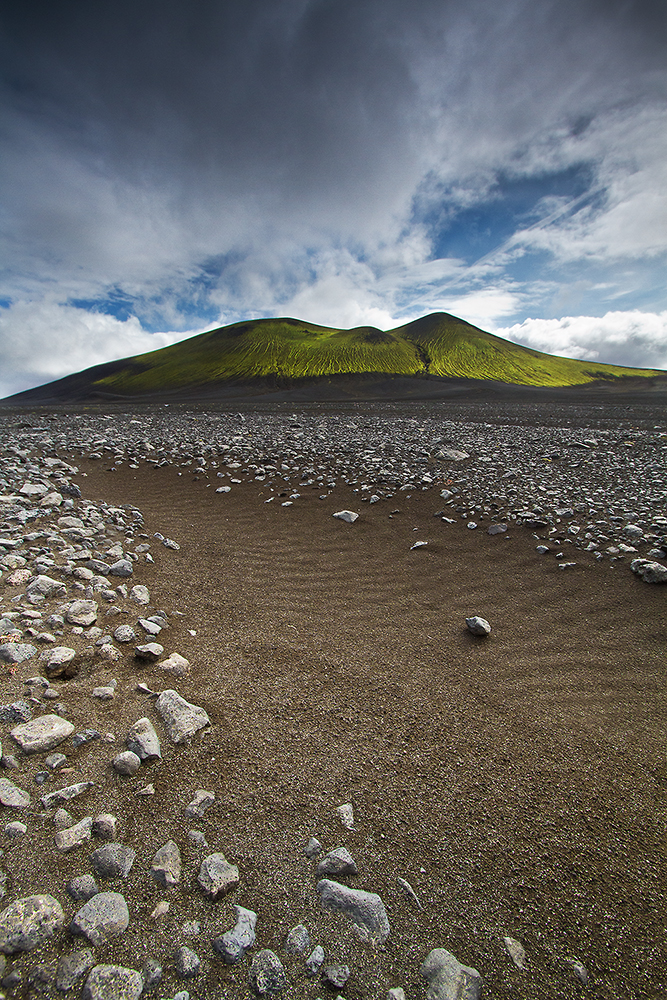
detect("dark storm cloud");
top-left (0, 0), bottom-right (666, 393)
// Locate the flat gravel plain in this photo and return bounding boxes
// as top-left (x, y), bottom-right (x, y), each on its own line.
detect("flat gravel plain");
top-left (0, 398), bottom-right (664, 1000)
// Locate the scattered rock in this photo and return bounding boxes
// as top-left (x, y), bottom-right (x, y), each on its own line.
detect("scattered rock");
top-left (335, 802), bottom-right (354, 829)
top-left (151, 841), bottom-right (181, 887)
top-left (213, 905), bottom-right (257, 964)
top-left (0, 895), bottom-right (64, 953)
top-left (82, 964), bottom-right (143, 1000)
top-left (465, 616), bottom-right (491, 637)
top-left (71, 892), bottom-right (130, 946)
top-left (323, 964), bottom-right (350, 990)
top-left (158, 652), bottom-right (190, 677)
top-left (0, 778), bottom-right (30, 809)
top-left (67, 875), bottom-right (100, 902)
top-left (304, 837), bottom-right (322, 858)
top-left (55, 816), bottom-right (93, 852)
top-left (184, 789), bottom-right (214, 818)
top-left (56, 949), bottom-right (95, 992)
top-left (248, 949), bottom-right (287, 996)
top-left (284, 924), bottom-right (310, 955)
top-left (305, 945), bottom-right (324, 977)
top-left (113, 751), bottom-right (141, 776)
top-left (0, 643), bottom-right (37, 665)
top-left (504, 936), bottom-right (527, 970)
top-left (126, 717), bottom-right (162, 761)
top-left (134, 643), bottom-right (163, 662)
top-left (420, 948), bottom-right (482, 1000)
top-left (316, 847), bottom-right (358, 878)
top-left (155, 689), bottom-right (210, 743)
top-left (174, 946), bottom-right (200, 979)
top-left (66, 601), bottom-right (98, 626)
top-left (317, 879), bottom-right (390, 944)
top-left (90, 843), bottom-right (136, 879)
top-left (332, 511), bottom-right (358, 523)
top-left (630, 558), bottom-right (667, 583)
top-left (197, 853), bottom-right (239, 900)
top-left (11, 715), bottom-right (74, 754)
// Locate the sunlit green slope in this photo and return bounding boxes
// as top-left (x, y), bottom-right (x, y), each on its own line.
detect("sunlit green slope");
top-left (9, 313), bottom-right (664, 401)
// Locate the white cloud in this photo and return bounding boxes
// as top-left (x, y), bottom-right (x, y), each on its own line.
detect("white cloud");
top-left (497, 310), bottom-right (667, 370)
top-left (0, 300), bottom-right (194, 398)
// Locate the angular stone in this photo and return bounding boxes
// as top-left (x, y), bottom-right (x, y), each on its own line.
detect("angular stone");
top-left (151, 841), bottom-right (181, 888)
top-left (248, 949), bottom-right (287, 996)
top-left (158, 652), bottom-right (190, 677)
top-left (316, 847), bottom-right (358, 878)
top-left (197, 853), bottom-right (239, 900)
top-left (39, 646), bottom-right (78, 678)
top-left (305, 945), bottom-right (324, 976)
top-left (174, 945), bottom-right (200, 979)
top-left (212, 905), bottom-right (257, 964)
top-left (55, 816), bottom-right (93, 852)
top-left (630, 557), bottom-right (667, 583)
top-left (420, 948), bottom-right (482, 1000)
top-left (108, 560), bottom-right (133, 578)
top-left (66, 601), bottom-right (98, 626)
top-left (113, 626), bottom-right (136, 644)
top-left (26, 575), bottom-right (67, 601)
top-left (465, 616), bottom-right (491, 637)
top-left (82, 965), bottom-right (142, 1000)
top-left (67, 875), bottom-right (100, 902)
top-left (323, 964), bottom-right (350, 989)
top-left (0, 778), bottom-right (30, 809)
top-left (92, 814), bottom-right (117, 840)
top-left (0, 895), bottom-right (64, 953)
top-left (56, 949), bottom-right (95, 992)
top-left (129, 585), bottom-right (150, 605)
top-left (133, 643), bottom-right (163, 662)
top-left (126, 717), bottom-right (161, 761)
top-left (71, 893), bottom-right (129, 947)
top-left (90, 844), bottom-right (136, 879)
top-left (0, 643), bottom-right (37, 665)
top-left (155, 689), bottom-right (209, 743)
top-left (184, 789), bottom-right (214, 818)
top-left (332, 510), bottom-right (358, 523)
top-left (317, 879), bottom-right (390, 944)
top-left (487, 524), bottom-right (507, 535)
top-left (11, 715), bottom-right (74, 754)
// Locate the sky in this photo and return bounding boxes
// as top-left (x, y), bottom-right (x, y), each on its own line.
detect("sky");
top-left (1, 0), bottom-right (666, 397)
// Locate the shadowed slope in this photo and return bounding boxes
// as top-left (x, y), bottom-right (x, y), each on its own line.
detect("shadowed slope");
top-left (4, 313), bottom-right (665, 402)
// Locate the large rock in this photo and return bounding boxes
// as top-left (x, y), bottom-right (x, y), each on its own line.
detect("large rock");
top-left (41, 781), bottom-right (95, 809)
top-left (82, 964), bottom-right (143, 1000)
top-left (248, 949), bottom-right (287, 995)
top-left (420, 948), bottom-right (482, 1000)
top-left (66, 601), bottom-right (98, 626)
top-left (56, 949), bottom-right (95, 992)
top-left (317, 879), bottom-right (390, 944)
top-left (213, 905), bottom-right (257, 964)
top-left (0, 895), bottom-right (64, 953)
top-left (55, 816), bottom-right (93, 852)
top-left (332, 510), bottom-right (358, 523)
top-left (155, 689), bottom-right (210, 743)
top-left (630, 558), bottom-right (667, 583)
top-left (39, 646), bottom-right (78, 678)
top-left (0, 643), bottom-right (37, 665)
top-left (90, 844), bottom-right (136, 879)
top-left (26, 575), bottom-right (67, 601)
top-left (316, 847), bottom-right (358, 878)
top-left (71, 893), bottom-right (129, 946)
top-left (126, 717), bottom-right (161, 761)
top-left (11, 714), bottom-right (74, 753)
top-left (109, 560), bottom-right (133, 578)
top-left (198, 853), bottom-right (239, 899)
top-left (0, 778), bottom-right (30, 809)
top-left (151, 841), bottom-right (181, 887)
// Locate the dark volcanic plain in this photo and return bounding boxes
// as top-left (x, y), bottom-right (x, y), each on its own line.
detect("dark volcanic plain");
top-left (0, 392), bottom-right (665, 1000)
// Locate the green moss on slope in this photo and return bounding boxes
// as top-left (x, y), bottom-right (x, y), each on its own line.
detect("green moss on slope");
top-left (88, 313), bottom-right (663, 394)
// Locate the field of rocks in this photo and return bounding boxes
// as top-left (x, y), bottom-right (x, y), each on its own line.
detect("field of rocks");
top-left (0, 399), bottom-right (664, 1000)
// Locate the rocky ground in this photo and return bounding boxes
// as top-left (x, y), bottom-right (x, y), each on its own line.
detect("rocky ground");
top-left (0, 399), bottom-right (664, 1000)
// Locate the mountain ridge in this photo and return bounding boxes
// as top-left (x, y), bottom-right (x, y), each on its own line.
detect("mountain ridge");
top-left (4, 311), bottom-right (666, 403)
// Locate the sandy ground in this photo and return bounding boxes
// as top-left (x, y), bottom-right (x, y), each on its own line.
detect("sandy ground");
top-left (38, 438), bottom-right (666, 1000)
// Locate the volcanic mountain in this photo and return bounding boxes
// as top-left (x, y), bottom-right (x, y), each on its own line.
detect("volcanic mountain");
top-left (5, 312), bottom-right (666, 403)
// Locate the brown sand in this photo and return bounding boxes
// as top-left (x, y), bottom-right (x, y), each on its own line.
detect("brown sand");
top-left (37, 452), bottom-right (665, 1000)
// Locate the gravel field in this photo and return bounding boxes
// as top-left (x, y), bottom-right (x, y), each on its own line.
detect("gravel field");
top-left (0, 398), bottom-right (664, 1000)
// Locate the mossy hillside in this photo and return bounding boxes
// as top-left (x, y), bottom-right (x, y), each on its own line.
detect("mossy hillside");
top-left (86, 313), bottom-right (663, 394)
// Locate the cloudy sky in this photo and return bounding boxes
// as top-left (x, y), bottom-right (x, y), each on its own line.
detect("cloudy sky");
top-left (1, 0), bottom-right (666, 396)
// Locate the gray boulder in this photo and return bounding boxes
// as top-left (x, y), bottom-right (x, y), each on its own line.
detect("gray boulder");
top-left (0, 643), bottom-right (37, 665)
top-left (0, 895), bottom-right (64, 953)
top-left (630, 558), bottom-right (667, 583)
top-left (66, 601), bottom-right (98, 626)
top-left (82, 965), bottom-right (143, 1000)
top-left (151, 841), bottom-right (181, 887)
top-left (0, 778), bottom-right (30, 809)
top-left (317, 879), bottom-right (389, 944)
top-left (212, 905), bottom-right (257, 964)
top-left (155, 689), bottom-right (210, 743)
top-left (90, 844), bottom-right (136, 879)
top-left (248, 949), bottom-right (287, 995)
top-left (71, 892), bottom-right (130, 946)
top-left (316, 847), bottom-right (358, 878)
top-left (420, 948), bottom-right (482, 1000)
top-left (126, 717), bottom-right (161, 761)
top-left (56, 949), bottom-right (95, 992)
top-left (197, 853), bottom-right (239, 900)
top-left (39, 646), bottom-right (78, 678)
top-left (11, 714), bottom-right (74, 753)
